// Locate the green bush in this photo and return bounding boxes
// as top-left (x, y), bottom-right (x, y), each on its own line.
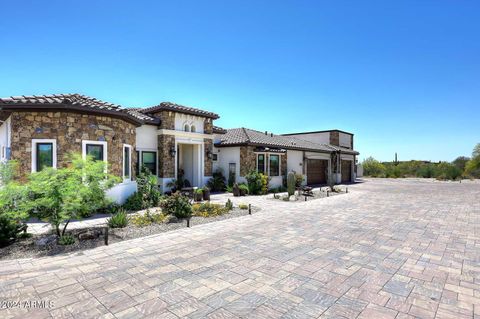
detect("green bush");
top-left (238, 204), bottom-right (248, 210)
top-left (245, 170), bottom-right (268, 195)
top-left (207, 170), bottom-right (226, 192)
top-left (193, 202), bottom-right (228, 217)
top-left (160, 193), bottom-right (192, 219)
top-left (435, 162), bottom-right (462, 180)
top-left (238, 183), bottom-right (249, 195)
top-left (362, 157), bottom-right (386, 177)
top-left (0, 215), bottom-right (25, 247)
top-left (136, 166), bottom-right (162, 209)
top-left (58, 235), bottom-right (75, 246)
top-left (107, 209), bottom-right (129, 228)
top-left (123, 192), bottom-right (144, 211)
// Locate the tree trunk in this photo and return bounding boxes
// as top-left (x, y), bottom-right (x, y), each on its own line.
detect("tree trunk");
top-left (62, 220), bottom-right (70, 236)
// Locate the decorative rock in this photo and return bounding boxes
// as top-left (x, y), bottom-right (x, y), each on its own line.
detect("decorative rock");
top-left (35, 235), bottom-right (58, 247)
top-left (78, 230), bottom-right (101, 241)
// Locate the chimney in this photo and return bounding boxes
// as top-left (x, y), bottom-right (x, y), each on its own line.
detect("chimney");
top-left (265, 131), bottom-right (267, 135)
top-left (270, 133), bottom-right (273, 137)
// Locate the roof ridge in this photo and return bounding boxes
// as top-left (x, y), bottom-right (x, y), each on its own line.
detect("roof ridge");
top-left (241, 127), bottom-right (251, 143)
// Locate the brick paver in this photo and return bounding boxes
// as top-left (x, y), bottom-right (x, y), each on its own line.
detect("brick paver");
top-left (1, 178), bottom-right (479, 318)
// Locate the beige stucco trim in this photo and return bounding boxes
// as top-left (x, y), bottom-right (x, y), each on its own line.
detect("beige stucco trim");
top-left (157, 129), bottom-right (214, 139)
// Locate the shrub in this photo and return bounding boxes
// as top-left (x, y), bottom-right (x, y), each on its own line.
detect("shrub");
top-left (123, 192), bottom-right (144, 211)
top-left (245, 170), bottom-right (264, 195)
top-left (225, 199), bottom-right (233, 210)
top-left (435, 162), bottom-right (462, 180)
top-left (107, 209), bottom-right (129, 228)
top-left (0, 160), bottom-right (19, 185)
top-left (238, 204), bottom-right (248, 210)
top-left (294, 174), bottom-right (304, 188)
top-left (207, 170), bottom-right (226, 192)
top-left (362, 157), bottom-right (386, 177)
top-left (287, 171), bottom-right (295, 197)
top-left (0, 215), bottom-right (26, 247)
top-left (160, 193), bottom-right (192, 219)
top-left (228, 170), bottom-right (236, 187)
top-left (192, 202), bottom-right (228, 217)
top-left (130, 209), bottom-right (167, 227)
top-left (269, 186), bottom-right (287, 193)
top-left (238, 183), bottom-right (249, 195)
top-left (137, 166), bottom-right (162, 209)
top-left (58, 235), bottom-right (75, 246)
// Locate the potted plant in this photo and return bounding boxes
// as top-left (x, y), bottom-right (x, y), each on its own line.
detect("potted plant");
top-left (194, 188), bottom-right (203, 202)
top-left (238, 184), bottom-right (249, 196)
top-left (203, 186), bottom-right (210, 201)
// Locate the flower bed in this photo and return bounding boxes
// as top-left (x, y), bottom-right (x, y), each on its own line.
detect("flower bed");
top-left (269, 186), bottom-right (348, 202)
top-left (0, 205), bottom-right (260, 260)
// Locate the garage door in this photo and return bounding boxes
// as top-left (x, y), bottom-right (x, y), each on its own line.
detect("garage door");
top-left (341, 160), bottom-right (352, 183)
top-left (307, 159), bottom-right (327, 185)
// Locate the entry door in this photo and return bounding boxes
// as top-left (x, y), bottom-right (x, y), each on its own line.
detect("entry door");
top-left (307, 159), bottom-right (327, 185)
top-left (341, 160), bottom-right (352, 183)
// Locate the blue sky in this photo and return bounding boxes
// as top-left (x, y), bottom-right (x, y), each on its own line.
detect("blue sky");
top-left (1, 1), bottom-right (479, 162)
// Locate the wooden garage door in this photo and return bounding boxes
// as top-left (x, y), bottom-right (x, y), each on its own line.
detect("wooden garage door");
top-left (307, 159), bottom-right (327, 185)
top-left (341, 160), bottom-right (352, 183)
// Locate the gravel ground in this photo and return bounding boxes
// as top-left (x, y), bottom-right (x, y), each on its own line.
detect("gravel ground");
top-left (268, 188), bottom-right (346, 202)
top-left (0, 206), bottom-right (260, 260)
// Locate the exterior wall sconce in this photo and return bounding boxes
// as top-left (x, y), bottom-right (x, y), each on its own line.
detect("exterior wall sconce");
top-left (206, 148), bottom-right (213, 159)
top-left (170, 145), bottom-right (176, 157)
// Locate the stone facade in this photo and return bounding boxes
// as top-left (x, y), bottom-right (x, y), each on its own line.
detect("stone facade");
top-left (157, 134), bottom-right (175, 178)
top-left (153, 111), bottom-right (175, 130)
top-left (239, 146), bottom-right (256, 176)
top-left (204, 139), bottom-right (213, 177)
top-left (281, 153), bottom-right (288, 176)
top-left (204, 118), bottom-right (213, 134)
top-left (330, 131), bottom-right (340, 146)
top-left (10, 111), bottom-right (136, 179)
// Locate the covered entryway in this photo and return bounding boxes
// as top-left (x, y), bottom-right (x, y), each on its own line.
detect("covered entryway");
top-left (177, 143), bottom-right (202, 187)
top-left (341, 160), bottom-right (352, 183)
top-left (307, 159), bottom-right (328, 185)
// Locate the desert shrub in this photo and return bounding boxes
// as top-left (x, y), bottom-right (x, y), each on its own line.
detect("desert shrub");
top-left (107, 209), bottom-right (129, 228)
top-left (207, 170), bottom-right (226, 192)
top-left (58, 235), bottom-right (75, 246)
top-left (269, 186), bottom-right (287, 193)
top-left (21, 154), bottom-right (119, 236)
top-left (225, 199), bottom-right (233, 210)
top-left (160, 193), bottom-right (192, 219)
top-left (435, 162), bottom-right (462, 180)
top-left (238, 183), bottom-right (249, 195)
top-left (137, 166), bottom-right (162, 208)
top-left (453, 156), bottom-right (470, 173)
top-left (238, 204), bottom-right (248, 210)
top-left (130, 209), bottom-right (167, 227)
top-left (0, 215), bottom-right (26, 247)
top-left (123, 192), bottom-right (144, 211)
top-left (0, 160), bottom-right (19, 185)
top-left (362, 157), bottom-right (386, 177)
top-left (245, 170), bottom-right (268, 195)
top-left (192, 202), bottom-right (228, 217)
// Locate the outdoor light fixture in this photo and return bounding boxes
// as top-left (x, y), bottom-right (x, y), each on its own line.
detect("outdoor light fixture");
top-left (170, 146), bottom-right (176, 157)
top-left (206, 148), bottom-right (213, 159)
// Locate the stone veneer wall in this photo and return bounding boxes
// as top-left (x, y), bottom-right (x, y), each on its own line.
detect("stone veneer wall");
top-left (153, 110), bottom-right (175, 130)
top-left (239, 146), bottom-right (256, 176)
top-left (10, 111), bottom-right (137, 179)
top-left (281, 153), bottom-right (288, 176)
top-left (204, 118), bottom-right (213, 134)
top-left (157, 134), bottom-right (175, 178)
top-left (204, 139), bottom-right (213, 177)
top-left (329, 131), bottom-right (340, 146)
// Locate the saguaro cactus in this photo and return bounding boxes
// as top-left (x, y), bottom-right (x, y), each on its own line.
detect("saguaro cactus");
top-left (287, 171), bottom-right (296, 197)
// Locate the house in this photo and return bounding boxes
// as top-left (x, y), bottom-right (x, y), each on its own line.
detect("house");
top-left (213, 128), bottom-right (359, 188)
top-left (0, 93), bottom-right (359, 203)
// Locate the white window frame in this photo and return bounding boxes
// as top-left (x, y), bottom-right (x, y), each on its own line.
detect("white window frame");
top-left (32, 139), bottom-right (57, 173)
top-left (123, 144), bottom-right (132, 182)
top-left (82, 140), bottom-right (107, 162)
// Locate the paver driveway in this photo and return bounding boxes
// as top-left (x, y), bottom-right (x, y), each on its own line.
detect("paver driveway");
top-left (1, 179), bottom-right (480, 319)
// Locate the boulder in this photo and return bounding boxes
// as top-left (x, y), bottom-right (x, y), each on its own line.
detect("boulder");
top-left (35, 235), bottom-right (58, 247)
top-left (78, 230), bottom-right (101, 241)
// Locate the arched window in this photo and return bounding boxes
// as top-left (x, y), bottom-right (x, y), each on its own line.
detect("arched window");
top-left (184, 124), bottom-right (190, 132)
top-left (191, 125), bottom-right (196, 133)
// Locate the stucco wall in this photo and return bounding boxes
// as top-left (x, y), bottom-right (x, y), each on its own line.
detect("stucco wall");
top-left (136, 124), bottom-right (158, 150)
top-left (286, 132), bottom-right (330, 145)
top-left (0, 116), bottom-right (11, 161)
top-left (10, 111), bottom-right (137, 179)
top-left (339, 132), bottom-right (352, 149)
top-left (174, 113), bottom-right (205, 133)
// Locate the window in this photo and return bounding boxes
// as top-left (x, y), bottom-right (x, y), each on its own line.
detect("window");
top-left (82, 141), bottom-right (107, 162)
top-left (32, 139), bottom-right (57, 172)
top-left (184, 124), bottom-right (190, 132)
top-left (269, 154), bottom-right (280, 176)
top-left (123, 144), bottom-right (132, 180)
top-left (135, 151), bottom-right (140, 176)
top-left (212, 153), bottom-right (218, 161)
top-left (257, 154), bottom-right (265, 174)
top-left (191, 125), bottom-right (196, 132)
top-left (86, 144), bottom-right (104, 161)
top-left (141, 151), bottom-right (157, 175)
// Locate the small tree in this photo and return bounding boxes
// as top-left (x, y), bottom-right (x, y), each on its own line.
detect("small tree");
top-left (137, 166), bottom-right (162, 208)
top-left (22, 154), bottom-right (119, 236)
